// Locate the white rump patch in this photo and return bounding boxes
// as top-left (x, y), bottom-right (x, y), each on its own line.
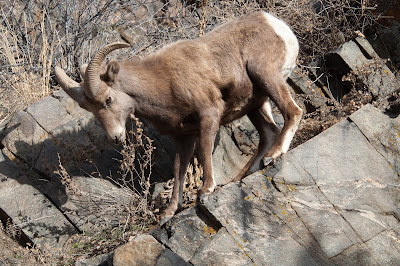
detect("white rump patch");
top-left (263, 12), bottom-right (299, 78)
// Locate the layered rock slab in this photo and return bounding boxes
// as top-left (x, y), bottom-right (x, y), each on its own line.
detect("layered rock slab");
top-left (155, 104), bottom-right (400, 265)
top-left (0, 173), bottom-right (78, 250)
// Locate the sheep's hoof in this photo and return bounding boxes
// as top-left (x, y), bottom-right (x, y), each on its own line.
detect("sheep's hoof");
top-left (197, 193), bottom-right (209, 206)
top-left (263, 157), bottom-right (273, 167)
top-left (160, 215), bottom-right (173, 226)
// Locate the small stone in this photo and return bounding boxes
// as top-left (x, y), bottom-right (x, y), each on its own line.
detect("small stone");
top-left (113, 234), bottom-right (164, 266)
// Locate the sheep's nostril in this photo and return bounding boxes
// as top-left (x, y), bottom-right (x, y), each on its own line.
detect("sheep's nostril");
top-left (114, 136), bottom-right (119, 144)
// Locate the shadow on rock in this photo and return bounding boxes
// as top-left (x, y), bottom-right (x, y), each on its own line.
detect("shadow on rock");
top-left (0, 90), bottom-right (175, 247)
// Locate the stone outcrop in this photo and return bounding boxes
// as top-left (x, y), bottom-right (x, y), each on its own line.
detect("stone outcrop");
top-left (327, 37), bottom-right (398, 98)
top-left (152, 104), bottom-right (400, 265)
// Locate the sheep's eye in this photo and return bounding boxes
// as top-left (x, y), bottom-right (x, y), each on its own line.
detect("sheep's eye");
top-left (105, 96), bottom-right (112, 105)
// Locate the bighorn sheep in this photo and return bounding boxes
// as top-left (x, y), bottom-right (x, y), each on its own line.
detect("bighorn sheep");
top-left (55, 11), bottom-right (302, 223)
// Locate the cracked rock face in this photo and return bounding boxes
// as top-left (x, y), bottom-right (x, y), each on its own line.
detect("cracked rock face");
top-left (1, 84), bottom-right (399, 265)
top-left (152, 104), bottom-right (400, 265)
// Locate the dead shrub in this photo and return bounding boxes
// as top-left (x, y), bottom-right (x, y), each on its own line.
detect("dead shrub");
top-left (118, 115), bottom-right (157, 226)
top-left (155, 157), bottom-right (203, 211)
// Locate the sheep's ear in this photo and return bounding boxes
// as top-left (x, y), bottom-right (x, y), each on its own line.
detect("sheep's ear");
top-left (106, 60), bottom-right (120, 82)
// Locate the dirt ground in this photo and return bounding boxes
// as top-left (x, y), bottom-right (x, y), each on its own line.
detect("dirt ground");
top-left (0, 225), bottom-right (37, 265)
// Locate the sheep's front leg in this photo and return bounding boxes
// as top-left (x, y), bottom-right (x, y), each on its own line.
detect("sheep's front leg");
top-left (198, 109), bottom-right (221, 198)
top-left (160, 135), bottom-right (196, 225)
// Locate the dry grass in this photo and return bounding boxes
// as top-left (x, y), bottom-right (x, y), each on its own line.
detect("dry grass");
top-left (49, 114), bottom-right (204, 262)
top-left (0, 10), bottom-right (54, 124)
top-left (155, 157), bottom-right (203, 211)
top-left (271, 0), bottom-right (378, 64)
top-left (0, 0), bottom-right (137, 124)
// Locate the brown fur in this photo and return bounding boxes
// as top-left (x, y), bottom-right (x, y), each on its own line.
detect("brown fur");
top-left (55, 11), bottom-right (302, 223)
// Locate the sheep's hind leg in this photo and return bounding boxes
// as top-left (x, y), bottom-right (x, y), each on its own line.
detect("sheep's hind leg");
top-left (262, 76), bottom-right (302, 163)
top-left (160, 135), bottom-right (196, 225)
top-left (232, 99), bottom-right (280, 182)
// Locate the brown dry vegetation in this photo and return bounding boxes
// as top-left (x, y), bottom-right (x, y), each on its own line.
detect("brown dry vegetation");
top-left (0, 0), bottom-right (399, 264)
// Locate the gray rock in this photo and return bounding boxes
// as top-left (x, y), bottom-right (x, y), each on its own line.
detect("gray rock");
top-left (1, 94), bottom-right (102, 179)
top-left (201, 179), bottom-right (326, 265)
top-left (1, 110), bottom-right (48, 166)
top-left (307, 59), bottom-right (337, 102)
top-left (152, 207), bottom-right (221, 262)
top-left (140, 120), bottom-right (175, 182)
top-left (155, 248), bottom-right (190, 266)
top-left (266, 106), bottom-right (398, 261)
top-left (354, 37), bottom-right (380, 58)
top-left (331, 230), bottom-right (400, 265)
top-left (329, 40), bottom-right (397, 97)
top-left (2, 78), bottom-right (399, 266)
top-left (45, 122), bottom-right (102, 177)
top-left (26, 96), bottom-right (74, 134)
top-left (152, 181), bottom-right (167, 201)
top-left (181, 104), bottom-right (399, 265)
top-left (349, 104), bottom-right (400, 180)
top-left (52, 90), bottom-right (92, 121)
top-left (190, 227), bottom-right (253, 265)
top-left (52, 90), bottom-right (113, 153)
top-left (212, 114), bottom-right (282, 185)
top-left (75, 253), bottom-right (113, 266)
top-left (212, 126), bottom-right (251, 185)
top-left (274, 119), bottom-right (399, 237)
top-left (0, 95), bottom-right (134, 234)
top-left (0, 183), bottom-right (77, 250)
top-left (0, 148), bottom-right (21, 179)
top-left (79, 119), bottom-right (113, 152)
top-left (33, 138), bottom-right (64, 176)
top-left (229, 115), bottom-right (259, 154)
top-left (288, 66), bottom-right (328, 108)
top-left (55, 90), bottom-right (175, 183)
top-left (56, 176), bottom-right (131, 232)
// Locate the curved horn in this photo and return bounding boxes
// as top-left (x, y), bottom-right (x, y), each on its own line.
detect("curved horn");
top-left (84, 42), bottom-right (131, 99)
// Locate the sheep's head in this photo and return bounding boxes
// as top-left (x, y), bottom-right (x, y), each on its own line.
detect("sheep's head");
top-left (55, 43), bottom-right (132, 143)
